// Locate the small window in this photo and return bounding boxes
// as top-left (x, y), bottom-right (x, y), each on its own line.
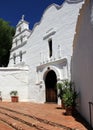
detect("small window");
top-left (13, 53), bottom-right (16, 64)
top-left (19, 51), bottom-right (22, 62)
top-left (18, 27), bottom-right (21, 32)
top-left (20, 36), bottom-right (23, 43)
top-left (48, 39), bottom-right (52, 57)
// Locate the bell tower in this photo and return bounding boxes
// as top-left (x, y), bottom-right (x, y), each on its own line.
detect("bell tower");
top-left (9, 15), bottom-right (31, 67)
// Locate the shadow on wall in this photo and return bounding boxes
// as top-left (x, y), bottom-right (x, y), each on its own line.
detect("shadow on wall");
top-left (70, 0), bottom-right (93, 128)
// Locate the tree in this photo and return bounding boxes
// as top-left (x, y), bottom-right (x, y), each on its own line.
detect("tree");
top-left (0, 18), bottom-right (15, 67)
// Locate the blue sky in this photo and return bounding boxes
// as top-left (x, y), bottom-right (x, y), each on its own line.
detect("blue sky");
top-left (0, 0), bottom-right (64, 29)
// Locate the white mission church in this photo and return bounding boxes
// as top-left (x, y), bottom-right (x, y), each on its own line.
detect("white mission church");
top-left (0, 0), bottom-right (93, 127)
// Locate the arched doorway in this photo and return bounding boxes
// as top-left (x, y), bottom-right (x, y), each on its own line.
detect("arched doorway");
top-left (45, 70), bottom-right (57, 103)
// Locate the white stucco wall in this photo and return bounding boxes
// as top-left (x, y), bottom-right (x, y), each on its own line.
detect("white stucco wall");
top-left (72, 0), bottom-right (93, 127)
top-left (0, 67), bottom-right (29, 102)
top-left (25, 1), bottom-right (84, 103)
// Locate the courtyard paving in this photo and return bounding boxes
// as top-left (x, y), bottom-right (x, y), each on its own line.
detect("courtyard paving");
top-left (0, 102), bottom-right (91, 130)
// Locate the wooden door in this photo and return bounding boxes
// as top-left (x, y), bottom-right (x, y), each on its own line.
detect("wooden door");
top-left (46, 88), bottom-right (57, 102)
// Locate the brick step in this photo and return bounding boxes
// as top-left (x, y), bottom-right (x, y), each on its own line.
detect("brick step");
top-left (0, 120), bottom-right (13, 130)
top-left (0, 106), bottom-right (72, 130)
top-left (0, 113), bottom-right (36, 130)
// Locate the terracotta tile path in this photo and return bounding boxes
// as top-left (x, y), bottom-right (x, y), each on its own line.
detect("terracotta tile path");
top-left (0, 102), bottom-right (91, 130)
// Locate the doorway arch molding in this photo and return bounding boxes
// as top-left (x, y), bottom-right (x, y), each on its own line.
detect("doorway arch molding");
top-left (42, 65), bottom-right (61, 81)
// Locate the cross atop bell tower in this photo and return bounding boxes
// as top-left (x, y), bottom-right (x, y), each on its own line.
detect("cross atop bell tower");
top-left (22, 15), bottom-right (25, 21)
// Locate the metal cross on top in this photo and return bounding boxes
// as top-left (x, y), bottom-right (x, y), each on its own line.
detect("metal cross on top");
top-left (22, 15), bottom-right (25, 21)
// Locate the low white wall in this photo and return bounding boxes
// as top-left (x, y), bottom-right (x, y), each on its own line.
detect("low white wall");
top-left (0, 67), bottom-right (29, 102)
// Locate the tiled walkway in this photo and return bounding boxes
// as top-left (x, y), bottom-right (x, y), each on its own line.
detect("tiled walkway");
top-left (0, 102), bottom-right (91, 130)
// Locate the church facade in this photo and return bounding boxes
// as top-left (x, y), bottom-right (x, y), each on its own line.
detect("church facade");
top-left (0, 0), bottom-right (93, 127)
top-left (8, 0), bottom-right (84, 103)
